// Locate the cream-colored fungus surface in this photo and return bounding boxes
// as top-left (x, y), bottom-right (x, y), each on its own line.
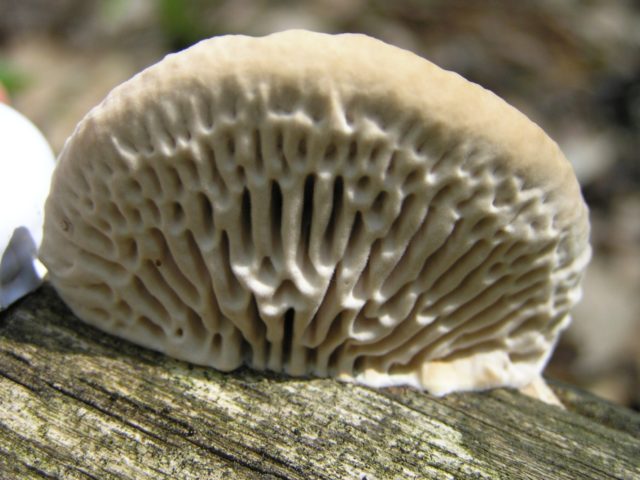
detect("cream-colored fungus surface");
top-left (41, 30), bottom-right (591, 396)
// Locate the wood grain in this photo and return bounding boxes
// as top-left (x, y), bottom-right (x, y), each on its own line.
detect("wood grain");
top-left (1, 285), bottom-right (638, 479)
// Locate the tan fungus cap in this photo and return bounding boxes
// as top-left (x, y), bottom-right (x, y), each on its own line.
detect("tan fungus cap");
top-left (41, 30), bottom-right (591, 396)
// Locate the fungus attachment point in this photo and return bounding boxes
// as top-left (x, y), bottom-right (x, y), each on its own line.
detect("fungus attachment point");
top-left (41, 30), bottom-right (591, 403)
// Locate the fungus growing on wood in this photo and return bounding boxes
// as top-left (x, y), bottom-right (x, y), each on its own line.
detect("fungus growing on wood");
top-left (1, 103), bottom-right (54, 310)
top-left (40, 30), bottom-right (591, 400)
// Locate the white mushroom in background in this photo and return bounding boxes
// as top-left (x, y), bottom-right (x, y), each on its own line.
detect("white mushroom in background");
top-left (0, 102), bottom-right (55, 310)
top-left (40, 31), bottom-right (591, 403)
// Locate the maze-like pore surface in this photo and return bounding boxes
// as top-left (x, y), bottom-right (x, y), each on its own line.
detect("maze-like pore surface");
top-left (41, 33), bottom-right (590, 395)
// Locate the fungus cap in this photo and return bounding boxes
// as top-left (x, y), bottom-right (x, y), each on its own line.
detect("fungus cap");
top-left (1, 103), bottom-right (54, 309)
top-left (41, 30), bottom-right (591, 396)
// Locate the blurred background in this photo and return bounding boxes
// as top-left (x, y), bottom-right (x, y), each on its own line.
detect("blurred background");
top-left (0, 0), bottom-right (638, 409)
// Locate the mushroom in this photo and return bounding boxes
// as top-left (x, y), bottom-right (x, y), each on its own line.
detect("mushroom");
top-left (1, 103), bottom-right (55, 309)
top-left (40, 31), bottom-right (591, 401)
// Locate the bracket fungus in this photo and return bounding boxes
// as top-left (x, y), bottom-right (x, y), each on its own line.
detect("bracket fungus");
top-left (40, 30), bottom-right (591, 400)
top-left (1, 103), bottom-right (54, 310)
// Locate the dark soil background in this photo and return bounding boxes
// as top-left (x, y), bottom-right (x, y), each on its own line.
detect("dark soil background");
top-left (1, 0), bottom-right (638, 409)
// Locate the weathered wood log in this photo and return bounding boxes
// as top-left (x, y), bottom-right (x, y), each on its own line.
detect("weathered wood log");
top-left (1, 285), bottom-right (638, 479)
